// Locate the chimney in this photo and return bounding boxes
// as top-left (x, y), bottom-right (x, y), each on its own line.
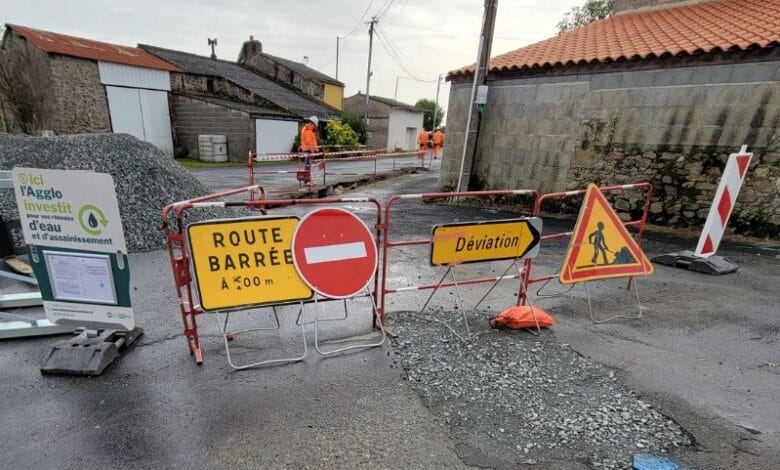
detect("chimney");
top-left (238, 35), bottom-right (263, 64)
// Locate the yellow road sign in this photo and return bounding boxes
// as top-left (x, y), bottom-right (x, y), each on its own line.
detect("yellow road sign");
top-left (559, 184), bottom-right (653, 284)
top-left (188, 217), bottom-right (312, 311)
top-left (430, 218), bottom-right (542, 266)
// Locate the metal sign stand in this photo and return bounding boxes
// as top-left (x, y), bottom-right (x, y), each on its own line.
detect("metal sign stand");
top-left (216, 303), bottom-right (308, 370)
top-left (311, 289), bottom-right (386, 356)
top-left (418, 266), bottom-right (470, 342)
top-left (582, 277), bottom-right (645, 324)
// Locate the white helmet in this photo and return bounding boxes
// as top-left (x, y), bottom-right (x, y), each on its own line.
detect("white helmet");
top-left (306, 116), bottom-right (319, 127)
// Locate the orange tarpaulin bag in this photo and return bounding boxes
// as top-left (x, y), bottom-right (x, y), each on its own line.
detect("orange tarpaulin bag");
top-left (489, 306), bottom-right (555, 330)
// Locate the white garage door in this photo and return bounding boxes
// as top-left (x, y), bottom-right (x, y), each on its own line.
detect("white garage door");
top-left (255, 119), bottom-right (299, 154)
top-left (106, 86), bottom-right (174, 155)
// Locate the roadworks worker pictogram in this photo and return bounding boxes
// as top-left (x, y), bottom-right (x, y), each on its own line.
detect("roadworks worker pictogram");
top-left (560, 184), bottom-right (653, 283)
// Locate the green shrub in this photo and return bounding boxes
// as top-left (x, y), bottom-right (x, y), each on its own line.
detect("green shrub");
top-left (325, 120), bottom-right (359, 147)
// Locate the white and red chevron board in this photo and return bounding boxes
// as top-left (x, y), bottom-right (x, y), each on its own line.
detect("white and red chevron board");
top-left (694, 145), bottom-right (753, 258)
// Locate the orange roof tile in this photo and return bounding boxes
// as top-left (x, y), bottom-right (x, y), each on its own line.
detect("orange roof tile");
top-left (449, 0), bottom-right (780, 78)
top-left (7, 24), bottom-right (180, 72)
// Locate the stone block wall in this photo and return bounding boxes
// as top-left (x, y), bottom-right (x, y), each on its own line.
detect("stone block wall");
top-left (0, 31), bottom-right (110, 135)
top-left (48, 55), bottom-right (112, 134)
top-left (171, 94), bottom-right (254, 161)
top-left (242, 55), bottom-right (324, 100)
top-left (343, 95), bottom-right (392, 148)
top-left (441, 58), bottom-right (780, 236)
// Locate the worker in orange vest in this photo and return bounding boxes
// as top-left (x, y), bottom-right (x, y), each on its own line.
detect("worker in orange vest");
top-left (432, 128), bottom-right (444, 159)
top-left (299, 116), bottom-right (319, 172)
top-left (417, 129), bottom-right (430, 158)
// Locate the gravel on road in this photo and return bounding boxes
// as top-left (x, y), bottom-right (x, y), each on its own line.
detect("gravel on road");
top-left (390, 308), bottom-right (691, 470)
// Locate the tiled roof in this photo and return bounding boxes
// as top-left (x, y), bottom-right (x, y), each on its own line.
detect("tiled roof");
top-left (449, 0), bottom-right (780, 78)
top-left (261, 52), bottom-right (344, 86)
top-left (141, 45), bottom-right (340, 119)
top-left (6, 24), bottom-right (179, 72)
top-left (348, 93), bottom-right (423, 113)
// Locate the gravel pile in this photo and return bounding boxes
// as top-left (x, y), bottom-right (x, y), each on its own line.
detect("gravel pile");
top-left (390, 309), bottom-right (690, 469)
top-left (0, 133), bottom-right (239, 252)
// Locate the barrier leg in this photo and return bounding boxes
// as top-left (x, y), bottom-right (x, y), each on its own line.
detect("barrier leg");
top-left (418, 267), bottom-right (470, 342)
top-left (472, 260), bottom-right (523, 312)
top-left (313, 290), bottom-right (386, 356)
top-left (216, 303), bottom-right (307, 370)
top-left (584, 280), bottom-right (644, 324)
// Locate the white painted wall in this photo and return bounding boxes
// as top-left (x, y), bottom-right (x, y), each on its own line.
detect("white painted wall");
top-left (387, 109), bottom-right (423, 150)
top-left (98, 62), bottom-right (170, 91)
top-left (106, 86), bottom-right (174, 155)
top-left (255, 118), bottom-right (299, 154)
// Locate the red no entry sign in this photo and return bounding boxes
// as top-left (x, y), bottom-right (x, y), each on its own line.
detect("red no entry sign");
top-left (292, 207), bottom-right (378, 299)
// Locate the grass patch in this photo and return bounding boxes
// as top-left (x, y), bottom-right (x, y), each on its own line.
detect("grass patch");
top-left (176, 158), bottom-right (245, 170)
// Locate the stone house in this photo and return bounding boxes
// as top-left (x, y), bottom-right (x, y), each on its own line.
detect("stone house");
top-left (343, 93), bottom-right (424, 150)
top-left (238, 36), bottom-right (345, 110)
top-left (0, 24), bottom-right (179, 154)
top-left (141, 45), bottom-right (341, 160)
top-left (442, 0), bottom-right (779, 236)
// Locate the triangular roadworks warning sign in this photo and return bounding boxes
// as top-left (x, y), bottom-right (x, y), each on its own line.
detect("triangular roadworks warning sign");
top-left (559, 184), bottom-right (653, 284)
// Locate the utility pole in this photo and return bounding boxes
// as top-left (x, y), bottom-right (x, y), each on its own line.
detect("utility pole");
top-left (431, 74), bottom-right (442, 130)
top-left (364, 17), bottom-right (377, 129)
top-left (394, 76), bottom-right (399, 100)
top-left (456, 0), bottom-right (498, 193)
top-left (336, 36), bottom-right (340, 80)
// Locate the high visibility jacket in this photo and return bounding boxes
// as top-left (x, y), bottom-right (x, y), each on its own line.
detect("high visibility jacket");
top-left (417, 130), bottom-right (430, 146)
top-left (300, 123), bottom-right (318, 152)
top-left (432, 131), bottom-right (444, 146)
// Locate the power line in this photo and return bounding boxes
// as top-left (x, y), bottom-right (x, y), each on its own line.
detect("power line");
top-left (375, 0), bottom-right (397, 20)
top-left (375, 24), bottom-right (432, 80)
top-left (374, 26), bottom-right (427, 81)
top-left (342, 0), bottom-right (376, 40)
top-left (384, 20), bottom-right (534, 42)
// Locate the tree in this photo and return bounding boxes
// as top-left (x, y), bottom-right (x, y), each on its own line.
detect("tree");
top-left (341, 114), bottom-right (367, 144)
top-left (415, 98), bottom-right (444, 131)
top-left (0, 42), bottom-right (54, 134)
top-left (557, 0), bottom-right (616, 34)
top-left (324, 120), bottom-right (359, 147)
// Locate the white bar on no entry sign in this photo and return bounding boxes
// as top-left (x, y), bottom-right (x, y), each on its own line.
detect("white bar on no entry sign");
top-left (304, 242), bottom-right (367, 264)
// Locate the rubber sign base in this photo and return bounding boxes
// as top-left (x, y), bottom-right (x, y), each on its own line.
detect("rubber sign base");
top-left (652, 250), bottom-right (738, 275)
top-left (40, 327), bottom-right (144, 376)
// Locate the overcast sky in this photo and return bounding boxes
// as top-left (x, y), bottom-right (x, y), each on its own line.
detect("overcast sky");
top-left (1, 0), bottom-right (582, 122)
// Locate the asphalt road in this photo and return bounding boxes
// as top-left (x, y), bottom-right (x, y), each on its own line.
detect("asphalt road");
top-left (1, 163), bottom-right (778, 469)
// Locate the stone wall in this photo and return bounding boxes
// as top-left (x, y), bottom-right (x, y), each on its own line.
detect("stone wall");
top-left (441, 58), bottom-right (780, 236)
top-left (171, 94), bottom-right (254, 161)
top-left (240, 48), bottom-right (325, 100)
top-left (48, 55), bottom-right (112, 134)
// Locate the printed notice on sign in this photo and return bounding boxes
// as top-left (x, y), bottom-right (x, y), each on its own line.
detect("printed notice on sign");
top-left (430, 218), bottom-right (542, 266)
top-left (188, 217), bottom-right (313, 311)
top-left (45, 251), bottom-right (116, 305)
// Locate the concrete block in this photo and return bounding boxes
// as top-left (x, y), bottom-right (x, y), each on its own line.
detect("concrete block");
top-left (667, 87), bottom-right (707, 107)
top-left (640, 87), bottom-right (671, 107)
top-left (731, 61), bottom-right (778, 83)
top-left (690, 64), bottom-right (733, 84)
top-left (653, 68), bottom-right (693, 87)
top-left (619, 70), bottom-right (655, 89)
top-left (590, 72), bottom-right (624, 90)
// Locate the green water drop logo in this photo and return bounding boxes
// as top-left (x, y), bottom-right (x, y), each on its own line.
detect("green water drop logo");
top-left (78, 205), bottom-right (108, 236)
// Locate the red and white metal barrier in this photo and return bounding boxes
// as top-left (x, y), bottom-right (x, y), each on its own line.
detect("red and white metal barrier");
top-left (162, 188), bottom-right (383, 365)
top-left (379, 189), bottom-right (540, 321)
top-left (518, 182), bottom-right (653, 305)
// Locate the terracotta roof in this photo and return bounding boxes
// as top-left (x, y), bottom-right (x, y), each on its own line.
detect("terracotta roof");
top-left (449, 0), bottom-right (780, 79)
top-left (6, 24), bottom-right (179, 72)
